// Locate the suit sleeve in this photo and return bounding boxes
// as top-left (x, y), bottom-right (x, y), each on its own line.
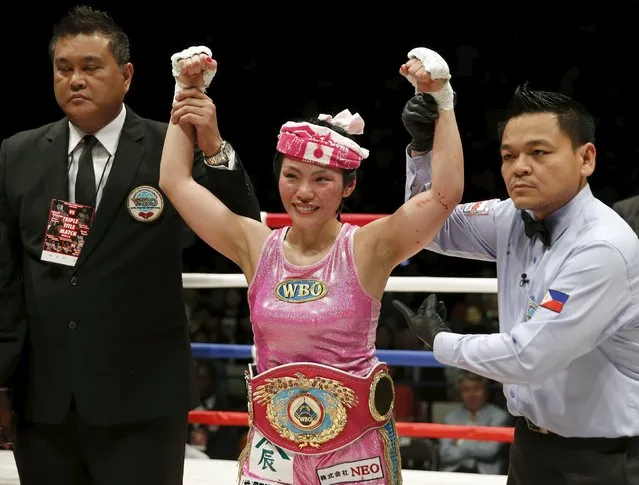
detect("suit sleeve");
top-left (0, 139), bottom-right (26, 387)
top-left (192, 147), bottom-right (261, 222)
top-left (406, 150), bottom-right (500, 261)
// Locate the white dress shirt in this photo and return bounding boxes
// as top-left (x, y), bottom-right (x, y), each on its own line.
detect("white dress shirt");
top-left (67, 105), bottom-right (126, 209)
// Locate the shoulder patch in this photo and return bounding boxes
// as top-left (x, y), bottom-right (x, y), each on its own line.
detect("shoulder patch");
top-left (540, 289), bottom-right (570, 313)
top-left (461, 199), bottom-right (498, 216)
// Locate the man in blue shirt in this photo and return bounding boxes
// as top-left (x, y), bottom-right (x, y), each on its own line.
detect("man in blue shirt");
top-left (394, 85), bottom-right (639, 484)
top-left (438, 371), bottom-right (510, 475)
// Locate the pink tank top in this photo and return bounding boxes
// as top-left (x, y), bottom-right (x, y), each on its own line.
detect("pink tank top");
top-left (248, 223), bottom-right (381, 377)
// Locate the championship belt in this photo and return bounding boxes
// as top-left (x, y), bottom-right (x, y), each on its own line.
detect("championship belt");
top-left (245, 361), bottom-right (394, 455)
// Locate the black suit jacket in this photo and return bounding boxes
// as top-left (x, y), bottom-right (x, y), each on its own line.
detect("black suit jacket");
top-left (612, 195), bottom-right (639, 238)
top-left (0, 106), bottom-right (260, 425)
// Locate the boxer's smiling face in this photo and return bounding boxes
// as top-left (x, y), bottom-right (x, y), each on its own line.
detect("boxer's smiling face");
top-left (278, 158), bottom-right (355, 228)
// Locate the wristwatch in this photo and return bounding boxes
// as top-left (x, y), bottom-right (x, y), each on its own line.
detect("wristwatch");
top-left (203, 140), bottom-right (233, 167)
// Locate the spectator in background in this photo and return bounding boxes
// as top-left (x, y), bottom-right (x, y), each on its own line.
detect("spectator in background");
top-left (187, 361), bottom-right (240, 460)
top-left (612, 194), bottom-right (639, 236)
top-left (376, 323), bottom-right (396, 349)
top-left (438, 371), bottom-right (510, 474)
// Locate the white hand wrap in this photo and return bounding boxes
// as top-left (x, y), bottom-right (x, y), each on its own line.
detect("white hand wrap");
top-left (407, 47), bottom-right (455, 110)
top-left (171, 46), bottom-right (216, 101)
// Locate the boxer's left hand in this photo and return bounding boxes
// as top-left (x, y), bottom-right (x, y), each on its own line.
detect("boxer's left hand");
top-left (392, 294), bottom-right (451, 350)
top-left (400, 58), bottom-right (448, 94)
top-left (401, 47), bottom-right (455, 111)
top-left (171, 89), bottom-right (223, 157)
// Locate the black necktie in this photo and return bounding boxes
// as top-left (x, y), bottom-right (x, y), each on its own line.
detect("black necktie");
top-left (521, 210), bottom-right (551, 247)
top-left (75, 135), bottom-right (99, 207)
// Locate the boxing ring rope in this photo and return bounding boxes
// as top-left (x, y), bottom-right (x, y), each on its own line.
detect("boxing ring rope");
top-left (262, 211), bottom-right (385, 228)
top-left (184, 272), bottom-right (498, 293)
top-left (191, 343), bottom-right (444, 367)
top-left (179, 212), bottom-right (509, 483)
top-left (188, 343), bottom-right (515, 442)
top-left (188, 410), bottom-right (514, 443)
top-left (184, 211), bottom-right (498, 293)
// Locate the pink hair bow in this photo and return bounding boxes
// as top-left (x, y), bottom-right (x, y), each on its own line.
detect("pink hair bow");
top-left (318, 109), bottom-right (365, 135)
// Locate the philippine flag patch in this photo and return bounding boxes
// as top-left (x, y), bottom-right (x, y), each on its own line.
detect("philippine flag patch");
top-left (540, 289), bottom-right (570, 313)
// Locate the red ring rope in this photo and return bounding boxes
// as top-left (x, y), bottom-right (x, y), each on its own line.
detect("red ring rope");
top-left (264, 213), bottom-right (386, 228)
top-left (188, 410), bottom-right (514, 443)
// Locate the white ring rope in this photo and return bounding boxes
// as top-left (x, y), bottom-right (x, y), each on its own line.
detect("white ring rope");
top-left (187, 212), bottom-right (497, 293)
top-left (182, 273), bottom-right (497, 293)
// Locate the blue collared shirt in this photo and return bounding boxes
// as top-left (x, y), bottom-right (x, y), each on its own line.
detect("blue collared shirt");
top-left (406, 152), bottom-right (639, 438)
top-left (439, 403), bottom-right (510, 475)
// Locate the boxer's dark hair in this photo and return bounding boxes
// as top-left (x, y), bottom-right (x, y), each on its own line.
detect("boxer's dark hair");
top-left (497, 82), bottom-right (595, 150)
top-left (49, 5), bottom-right (130, 66)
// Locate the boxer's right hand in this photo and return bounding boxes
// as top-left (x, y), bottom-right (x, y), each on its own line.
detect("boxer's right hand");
top-left (401, 47), bottom-right (455, 111)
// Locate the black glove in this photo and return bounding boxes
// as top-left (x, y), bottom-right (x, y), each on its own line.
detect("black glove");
top-left (0, 389), bottom-right (15, 449)
top-left (401, 93), bottom-right (439, 153)
top-left (392, 294), bottom-right (451, 350)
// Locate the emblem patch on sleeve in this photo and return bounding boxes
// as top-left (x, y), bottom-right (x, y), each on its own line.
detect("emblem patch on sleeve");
top-left (540, 289), bottom-right (569, 313)
top-left (526, 298), bottom-right (538, 320)
top-left (461, 199), bottom-right (498, 216)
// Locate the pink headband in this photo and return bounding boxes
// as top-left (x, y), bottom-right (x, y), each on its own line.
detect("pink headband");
top-left (276, 109), bottom-right (370, 170)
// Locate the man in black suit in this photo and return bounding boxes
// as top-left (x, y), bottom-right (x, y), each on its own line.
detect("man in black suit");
top-left (612, 194), bottom-right (639, 237)
top-left (0, 5), bottom-right (260, 485)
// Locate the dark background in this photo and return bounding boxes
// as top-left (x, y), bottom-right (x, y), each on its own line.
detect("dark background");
top-left (2, 0), bottom-right (637, 278)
